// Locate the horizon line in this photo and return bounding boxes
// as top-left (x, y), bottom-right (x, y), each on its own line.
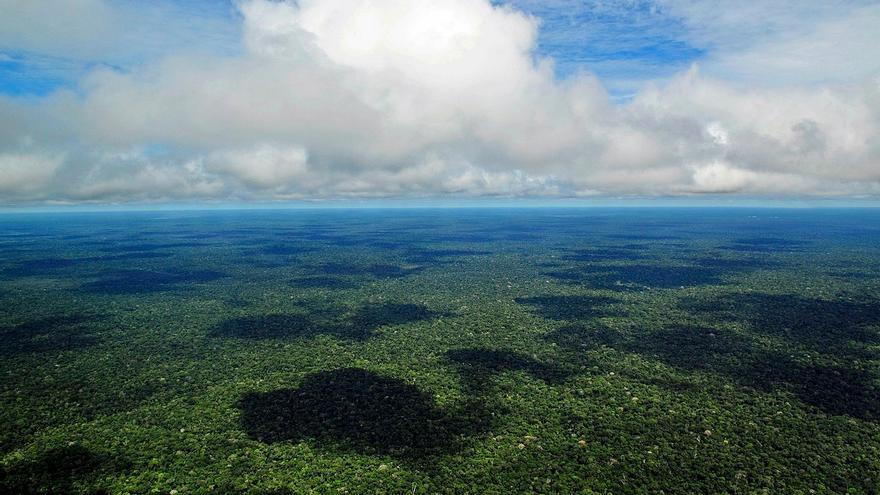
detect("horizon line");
top-left (3, 199), bottom-right (880, 214)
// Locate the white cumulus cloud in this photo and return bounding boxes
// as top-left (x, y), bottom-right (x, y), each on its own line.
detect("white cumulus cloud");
top-left (0, 0), bottom-right (878, 204)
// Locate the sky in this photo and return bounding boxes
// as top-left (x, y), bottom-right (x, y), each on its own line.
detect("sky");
top-left (0, 0), bottom-right (879, 206)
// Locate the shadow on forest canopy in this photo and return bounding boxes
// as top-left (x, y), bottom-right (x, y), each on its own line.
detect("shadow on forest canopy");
top-left (2, 258), bottom-right (87, 278)
top-left (542, 243), bottom-right (784, 291)
top-left (97, 241), bottom-right (206, 252)
top-left (1, 251), bottom-right (182, 279)
top-left (681, 292), bottom-right (880, 359)
top-left (289, 276), bottom-right (358, 290)
top-left (211, 302), bottom-right (447, 341)
top-left (689, 256), bottom-right (782, 270)
top-left (238, 368), bottom-right (490, 460)
top-left (722, 237), bottom-right (810, 253)
top-left (0, 444), bottom-right (122, 495)
top-left (402, 248), bottom-right (491, 265)
top-left (445, 348), bottom-right (573, 391)
top-left (258, 244), bottom-right (317, 256)
top-left (306, 262), bottom-right (423, 279)
top-left (545, 316), bottom-right (880, 421)
top-left (545, 264), bottom-right (731, 291)
top-left (561, 246), bottom-right (647, 262)
top-left (81, 269), bottom-right (227, 294)
top-left (0, 314), bottom-right (101, 356)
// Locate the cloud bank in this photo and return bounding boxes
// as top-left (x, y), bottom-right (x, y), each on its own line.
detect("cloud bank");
top-left (1, 0), bottom-right (879, 204)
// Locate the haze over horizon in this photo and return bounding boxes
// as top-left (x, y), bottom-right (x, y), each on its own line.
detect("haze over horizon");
top-left (1, 0), bottom-right (879, 206)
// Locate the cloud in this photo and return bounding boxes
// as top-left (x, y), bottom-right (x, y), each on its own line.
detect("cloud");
top-left (0, 0), bottom-right (878, 204)
top-left (0, 0), bottom-right (239, 62)
top-left (0, 0), bottom-right (240, 96)
top-left (0, 150), bottom-right (64, 195)
top-left (206, 144), bottom-right (309, 189)
top-left (0, 0), bottom-right (116, 60)
top-left (650, 0), bottom-right (880, 87)
top-left (504, 0), bottom-right (880, 90)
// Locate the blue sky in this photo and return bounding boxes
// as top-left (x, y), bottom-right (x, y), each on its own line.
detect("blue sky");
top-left (1, 0), bottom-right (708, 99)
top-left (501, 0), bottom-right (705, 97)
top-left (0, 0), bottom-right (242, 96)
top-left (4, 0), bottom-right (875, 98)
top-left (0, 0), bottom-right (878, 205)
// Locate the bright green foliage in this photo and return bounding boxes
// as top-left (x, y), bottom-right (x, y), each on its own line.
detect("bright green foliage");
top-left (1, 209), bottom-right (879, 494)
